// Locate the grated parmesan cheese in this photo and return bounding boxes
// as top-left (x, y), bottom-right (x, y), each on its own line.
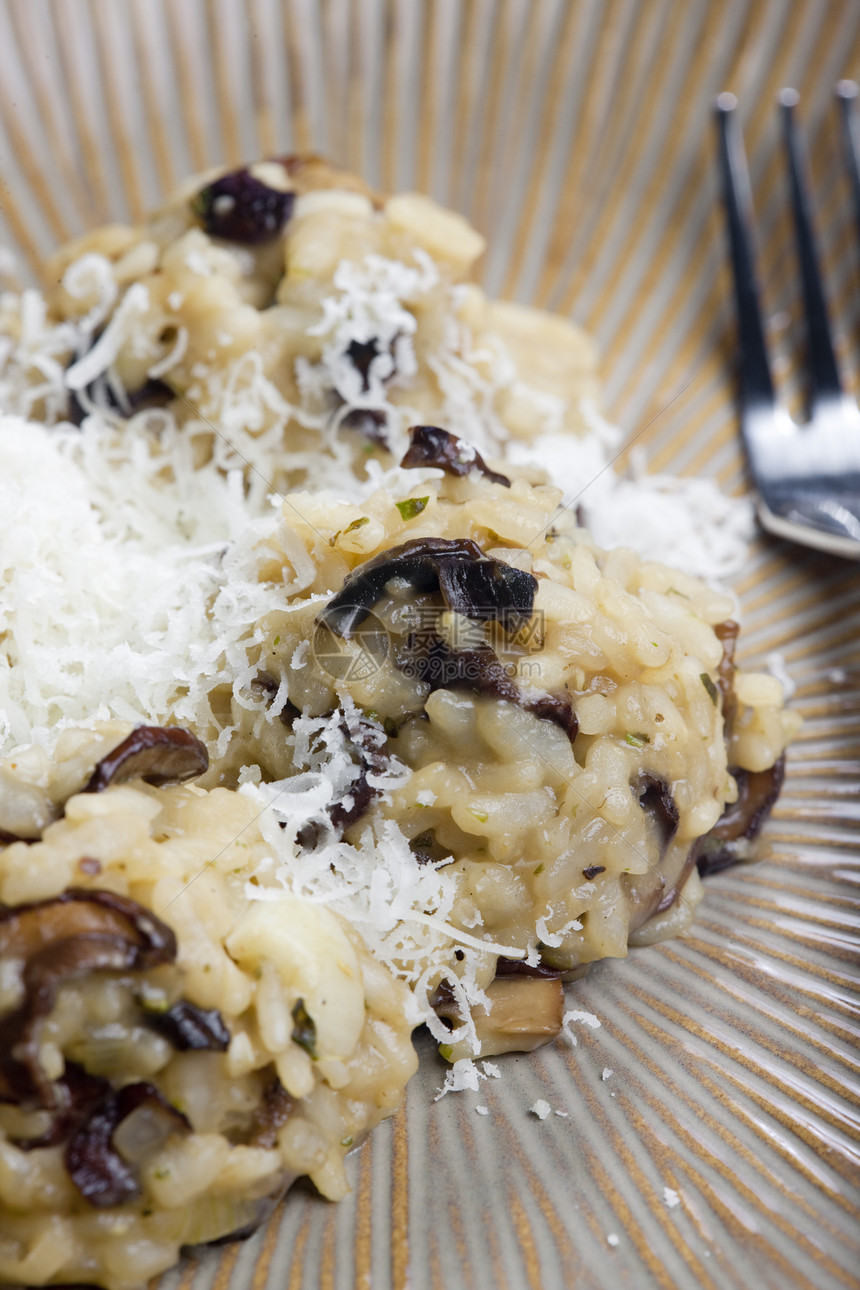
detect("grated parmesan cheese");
top-left (0, 230), bottom-right (760, 1080)
top-left (562, 1009), bottom-right (602, 1047)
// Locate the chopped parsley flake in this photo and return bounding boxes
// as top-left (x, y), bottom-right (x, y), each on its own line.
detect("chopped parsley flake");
top-left (291, 998), bottom-right (318, 1058)
top-left (395, 496), bottom-right (429, 521)
top-left (700, 673), bottom-right (719, 705)
top-left (625, 732), bottom-right (650, 748)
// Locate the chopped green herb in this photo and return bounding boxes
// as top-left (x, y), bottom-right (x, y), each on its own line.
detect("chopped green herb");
top-left (624, 732), bottom-right (650, 748)
top-left (533, 863), bottom-right (545, 875)
top-left (439, 1043), bottom-right (455, 1062)
top-left (139, 993), bottom-right (171, 1014)
top-left (291, 998), bottom-right (318, 1058)
top-left (667, 587), bottom-right (688, 598)
top-left (471, 808), bottom-right (489, 823)
top-left (395, 496), bottom-right (429, 521)
top-left (273, 635), bottom-right (280, 646)
top-left (700, 672), bottom-right (719, 705)
top-left (340, 1136), bottom-right (354, 1148)
top-left (363, 442), bottom-right (376, 456)
top-left (330, 516), bottom-right (371, 547)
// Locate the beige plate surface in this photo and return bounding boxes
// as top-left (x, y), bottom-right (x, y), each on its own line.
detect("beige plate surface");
top-left (0, 2), bottom-right (858, 1287)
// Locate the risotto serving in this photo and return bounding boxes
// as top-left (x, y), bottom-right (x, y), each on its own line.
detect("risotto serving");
top-left (0, 156), bottom-right (798, 1288)
top-left (0, 726), bottom-right (417, 1289)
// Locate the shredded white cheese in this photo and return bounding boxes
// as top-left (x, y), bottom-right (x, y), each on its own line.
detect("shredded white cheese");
top-left (0, 240), bottom-right (758, 1068)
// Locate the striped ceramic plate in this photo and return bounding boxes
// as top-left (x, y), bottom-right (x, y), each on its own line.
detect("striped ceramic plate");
top-left (1, 2), bottom-right (858, 1287)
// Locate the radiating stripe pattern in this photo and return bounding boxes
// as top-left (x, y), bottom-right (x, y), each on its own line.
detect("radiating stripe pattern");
top-left (0, 2), bottom-right (859, 1287)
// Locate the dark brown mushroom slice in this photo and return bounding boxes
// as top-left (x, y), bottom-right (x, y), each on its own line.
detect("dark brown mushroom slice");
top-left (0, 827), bottom-right (36, 846)
top-left (395, 632), bottom-right (579, 739)
top-left (246, 1073), bottom-right (293, 1150)
top-left (11, 1062), bottom-right (111, 1151)
top-left (697, 755), bottom-right (786, 876)
top-left (344, 337), bottom-right (399, 390)
top-left (625, 775), bottom-right (687, 921)
top-left (141, 999), bottom-right (231, 1052)
top-left (714, 618), bottom-right (740, 735)
top-left (65, 1081), bottom-right (190, 1208)
top-left (0, 890), bottom-right (176, 1108)
top-left (400, 425), bottom-right (511, 487)
top-left (297, 709), bottom-right (391, 848)
top-left (250, 674), bottom-right (301, 727)
top-left (191, 167), bottom-right (295, 243)
top-left (318, 537), bottom-right (537, 640)
top-left (66, 362), bottom-right (173, 428)
top-left (318, 538), bottom-right (580, 740)
top-left (634, 773), bottom-right (680, 850)
top-left (494, 955), bottom-right (566, 980)
top-left (83, 725), bottom-right (209, 793)
top-left (340, 407), bottom-right (390, 446)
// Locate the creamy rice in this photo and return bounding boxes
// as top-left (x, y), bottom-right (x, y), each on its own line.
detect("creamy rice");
top-left (0, 727), bottom-right (416, 1289)
top-left (0, 155), bottom-right (799, 1289)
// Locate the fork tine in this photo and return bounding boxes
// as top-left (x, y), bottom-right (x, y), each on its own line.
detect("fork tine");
top-left (779, 87), bottom-right (843, 403)
top-left (835, 80), bottom-right (860, 242)
top-left (714, 93), bottom-right (776, 410)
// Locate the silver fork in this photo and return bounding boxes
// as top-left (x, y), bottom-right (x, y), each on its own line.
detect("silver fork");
top-left (716, 85), bottom-right (860, 561)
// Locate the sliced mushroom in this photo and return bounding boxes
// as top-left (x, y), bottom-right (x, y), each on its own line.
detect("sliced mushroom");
top-left (714, 619), bottom-right (739, 735)
top-left (191, 167), bottom-right (295, 243)
top-left (141, 999), bottom-right (231, 1052)
top-left (247, 1073), bottom-right (293, 1149)
top-left (436, 976), bottom-right (565, 1058)
top-left (634, 773), bottom-right (680, 852)
top-left (318, 540), bottom-right (578, 739)
top-left (83, 726), bottom-right (209, 793)
top-left (319, 537), bottom-right (537, 639)
top-left (65, 1081), bottom-right (190, 1208)
top-left (626, 775), bottom-right (689, 925)
top-left (67, 373), bottom-right (173, 428)
top-left (0, 890), bottom-right (176, 1107)
top-left (11, 1062), bottom-right (111, 1151)
top-left (494, 955), bottom-right (566, 980)
top-left (297, 708), bottom-right (390, 847)
top-left (344, 336), bottom-right (397, 390)
top-left (340, 407), bottom-right (390, 446)
top-left (401, 425), bottom-right (511, 486)
top-left (697, 755), bottom-right (786, 876)
top-left (399, 633), bottom-right (579, 740)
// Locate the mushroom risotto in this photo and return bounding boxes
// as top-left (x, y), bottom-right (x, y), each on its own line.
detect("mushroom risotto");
top-left (0, 157), bottom-right (798, 1287)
